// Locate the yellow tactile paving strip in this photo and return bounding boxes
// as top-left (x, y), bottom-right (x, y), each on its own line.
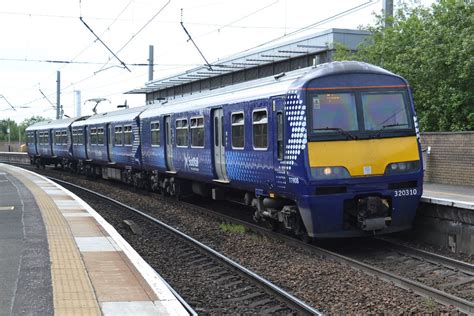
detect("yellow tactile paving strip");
top-left (6, 168), bottom-right (101, 316)
top-left (2, 165), bottom-right (168, 315)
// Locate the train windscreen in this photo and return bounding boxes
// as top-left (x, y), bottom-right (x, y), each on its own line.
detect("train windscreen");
top-left (309, 90), bottom-right (413, 139)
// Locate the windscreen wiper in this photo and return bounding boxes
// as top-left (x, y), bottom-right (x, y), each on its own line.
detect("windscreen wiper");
top-left (372, 123), bottom-right (409, 138)
top-left (313, 127), bottom-right (357, 140)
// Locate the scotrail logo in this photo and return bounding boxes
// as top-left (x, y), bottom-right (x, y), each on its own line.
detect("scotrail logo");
top-left (184, 154), bottom-right (199, 172)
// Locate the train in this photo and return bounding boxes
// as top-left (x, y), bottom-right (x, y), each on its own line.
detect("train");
top-left (26, 61), bottom-right (423, 238)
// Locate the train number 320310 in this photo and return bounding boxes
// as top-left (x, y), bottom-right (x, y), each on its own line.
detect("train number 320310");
top-left (394, 188), bottom-right (418, 197)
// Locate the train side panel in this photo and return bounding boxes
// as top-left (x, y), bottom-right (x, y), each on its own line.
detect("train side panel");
top-left (108, 118), bottom-right (142, 168)
top-left (224, 99), bottom-right (275, 193)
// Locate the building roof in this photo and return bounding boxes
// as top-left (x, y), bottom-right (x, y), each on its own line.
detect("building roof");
top-left (127, 28), bottom-right (370, 95)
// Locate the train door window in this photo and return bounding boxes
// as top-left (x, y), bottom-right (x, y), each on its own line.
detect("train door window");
top-left (114, 126), bottom-right (123, 146)
top-left (176, 119), bottom-right (188, 147)
top-left (151, 121), bottom-right (160, 146)
top-left (123, 125), bottom-right (132, 145)
top-left (252, 109), bottom-right (268, 150)
top-left (231, 112), bottom-right (244, 149)
top-left (276, 112), bottom-right (284, 160)
top-left (97, 128), bottom-right (104, 145)
top-left (214, 117), bottom-right (219, 146)
top-left (190, 116), bottom-right (204, 148)
top-left (90, 128), bottom-right (97, 146)
top-left (54, 131), bottom-right (60, 145)
top-left (166, 121), bottom-right (172, 145)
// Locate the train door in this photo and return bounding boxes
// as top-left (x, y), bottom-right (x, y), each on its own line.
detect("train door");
top-left (49, 129), bottom-right (55, 157)
top-left (106, 123), bottom-right (113, 163)
top-left (84, 126), bottom-right (90, 160)
top-left (164, 116), bottom-right (175, 172)
top-left (272, 98), bottom-right (287, 187)
top-left (212, 108), bottom-right (229, 182)
top-left (33, 131), bottom-right (38, 155)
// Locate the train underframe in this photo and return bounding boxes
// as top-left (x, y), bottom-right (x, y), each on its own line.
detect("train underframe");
top-left (32, 157), bottom-right (309, 238)
top-left (30, 157), bottom-right (407, 239)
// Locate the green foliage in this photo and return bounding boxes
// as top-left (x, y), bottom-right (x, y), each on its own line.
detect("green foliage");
top-left (0, 115), bottom-right (48, 142)
top-left (219, 223), bottom-right (246, 234)
top-left (334, 0), bottom-right (474, 131)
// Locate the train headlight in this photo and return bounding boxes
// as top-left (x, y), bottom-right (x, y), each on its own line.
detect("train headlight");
top-left (311, 166), bottom-right (350, 180)
top-left (384, 160), bottom-right (420, 175)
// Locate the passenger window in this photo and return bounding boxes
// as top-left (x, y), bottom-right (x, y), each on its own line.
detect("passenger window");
top-left (176, 119), bottom-right (188, 147)
top-left (277, 112), bottom-right (283, 160)
top-left (151, 121), bottom-right (160, 146)
top-left (252, 109), bottom-right (268, 149)
top-left (124, 125), bottom-right (132, 145)
top-left (97, 128), bottom-right (104, 145)
top-left (62, 130), bottom-right (68, 145)
top-left (190, 117), bottom-right (204, 148)
top-left (90, 128), bottom-right (97, 145)
top-left (114, 126), bottom-right (123, 146)
top-left (231, 112), bottom-right (244, 149)
top-left (72, 130), bottom-right (77, 145)
top-left (77, 129), bottom-right (83, 145)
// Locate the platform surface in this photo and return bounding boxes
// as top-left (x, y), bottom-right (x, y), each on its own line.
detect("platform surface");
top-left (0, 163), bottom-right (190, 316)
top-left (423, 182), bottom-right (474, 210)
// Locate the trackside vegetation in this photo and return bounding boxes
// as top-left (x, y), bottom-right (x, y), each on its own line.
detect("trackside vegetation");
top-left (334, 0), bottom-right (474, 132)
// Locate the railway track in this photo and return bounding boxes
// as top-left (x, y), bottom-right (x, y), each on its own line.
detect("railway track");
top-left (188, 199), bottom-right (474, 314)
top-left (317, 238), bottom-right (474, 315)
top-left (7, 162), bottom-right (470, 313)
top-left (51, 177), bottom-right (321, 315)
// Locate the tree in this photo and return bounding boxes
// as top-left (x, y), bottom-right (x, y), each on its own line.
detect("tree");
top-left (0, 116), bottom-right (48, 142)
top-left (334, 0), bottom-right (474, 131)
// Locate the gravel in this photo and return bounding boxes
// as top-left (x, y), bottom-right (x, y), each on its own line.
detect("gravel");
top-left (33, 167), bottom-right (460, 313)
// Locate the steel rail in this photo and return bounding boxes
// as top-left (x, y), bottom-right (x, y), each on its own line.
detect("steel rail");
top-left (150, 194), bottom-right (474, 314)
top-left (376, 237), bottom-right (474, 276)
top-left (50, 177), bottom-right (322, 316)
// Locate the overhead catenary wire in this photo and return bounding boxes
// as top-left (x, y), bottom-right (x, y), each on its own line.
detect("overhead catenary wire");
top-left (80, 16), bottom-right (131, 72)
top-left (246, 0), bottom-right (378, 52)
top-left (6, 0), bottom-right (381, 118)
top-left (57, 0), bottom-right (134, 73)
top-left (0, 95), bottom-right (16, 111)
top-left (38, 88), bottom-right (56, 109)
top-left (96, 0), bottom-right (171, 73)
top-left (180, 8), bottom-right (213, 71)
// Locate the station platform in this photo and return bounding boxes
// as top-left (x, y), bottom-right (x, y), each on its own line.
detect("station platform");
top-left (422, 183), bottom-right (474, 210)
top-left (0, 163), bottom-right (190, 315)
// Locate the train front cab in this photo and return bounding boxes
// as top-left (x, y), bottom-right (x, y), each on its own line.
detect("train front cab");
top-left (297, 71), bottom-right (423, 238)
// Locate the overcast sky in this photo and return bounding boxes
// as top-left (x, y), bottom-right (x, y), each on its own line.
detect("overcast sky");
top-left (0, 0), bottom-right (433, 123)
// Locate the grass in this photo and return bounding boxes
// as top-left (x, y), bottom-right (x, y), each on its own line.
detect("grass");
top-left (219, 223), bottom-right (246, 234)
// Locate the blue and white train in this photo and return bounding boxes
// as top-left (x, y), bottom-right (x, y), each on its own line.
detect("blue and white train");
top-left (26, 61), bottom-right (423, 238)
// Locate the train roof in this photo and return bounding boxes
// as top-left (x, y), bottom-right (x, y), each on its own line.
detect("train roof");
top-left (140, 61), bottom-right (399, 118)
top-left (26, 116), bottom-right (89, 131)
top-left (140, 66), bottom-right (310, 119)
top-left (72, 105), bottom-right (149, 127)
top-left (26, 61), bottom-right (402, 128)
top-left (300, 60), bottom-right (396, 81)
